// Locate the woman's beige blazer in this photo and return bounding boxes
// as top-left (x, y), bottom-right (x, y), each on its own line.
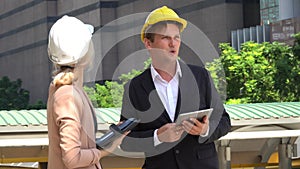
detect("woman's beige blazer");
top-left (47, 83), bottom-right (102, 169)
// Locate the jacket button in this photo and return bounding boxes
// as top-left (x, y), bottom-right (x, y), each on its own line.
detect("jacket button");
top-left (175, 150), bottom-right (180, 154)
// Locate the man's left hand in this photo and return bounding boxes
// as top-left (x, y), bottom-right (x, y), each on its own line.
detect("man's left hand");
top-left (181, 116), bottom-right (209, 135)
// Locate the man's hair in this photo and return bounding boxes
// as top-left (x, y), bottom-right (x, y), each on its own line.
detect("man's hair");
top-left (144, 21), bottom-right (183, 42)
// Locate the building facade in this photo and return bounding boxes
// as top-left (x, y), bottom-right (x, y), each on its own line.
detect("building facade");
top-left (231, 0), bottom-right (300, 51)
top-left (260, 0), bottom-right (300, 24)
top-left (0, 0), bottom-right (258, 104)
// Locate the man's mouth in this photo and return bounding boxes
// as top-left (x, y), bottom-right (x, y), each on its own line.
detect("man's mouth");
top-left (169, 50), bottom-right (176, 55)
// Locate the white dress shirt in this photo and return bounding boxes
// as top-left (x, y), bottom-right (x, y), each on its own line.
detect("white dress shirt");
top-left (151, 61), bottom-right (182, 122)
top-left (151, 60), bottom-right (209, 146)
top-left (151, 61), bottom-right (181, 146)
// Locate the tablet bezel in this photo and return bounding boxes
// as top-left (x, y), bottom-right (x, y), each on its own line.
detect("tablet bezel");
top-left (175, 108), bottom-right (213, 125)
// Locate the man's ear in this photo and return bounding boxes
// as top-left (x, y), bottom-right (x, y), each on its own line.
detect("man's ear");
top-left (144, 38), bottom-right (152, 49)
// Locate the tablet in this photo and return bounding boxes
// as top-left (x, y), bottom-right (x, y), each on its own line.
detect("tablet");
top-left (96, 118), bottom-right (140, 149)
top-left (175, 108), bottom-right (213, 125)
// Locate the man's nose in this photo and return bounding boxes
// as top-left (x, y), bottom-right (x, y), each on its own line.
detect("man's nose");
top-left (169, 38), bottom-right (176, 47)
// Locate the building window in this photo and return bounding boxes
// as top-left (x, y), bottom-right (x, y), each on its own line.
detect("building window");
top-left (260, 0), bottom-right (279, 24)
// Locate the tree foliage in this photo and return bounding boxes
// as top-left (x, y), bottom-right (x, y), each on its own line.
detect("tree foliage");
top-left (207, 39), bottom-right (300, 104)
top-left (84, 81), bottom-right (123, 108)
top-left (84, 58), bottom-right (151, 108)
top-left (0, 76), bottom-right (47, 110)
top-left (0, 76), bottom-right (30, 110)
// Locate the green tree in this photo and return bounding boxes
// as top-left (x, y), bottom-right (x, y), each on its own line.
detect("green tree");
top-left (205, 58), bottom-right (227, 102)
top-left (0, 76), bottom-right (29, 110)
top-left (208, 40), bottom-right (300, 104)
top-left (84, 81), bottom-right (123, 108)
top-left (291, 32), bottom-right (300, 100)
top-left (27, 100), bottom-right (46, 110)
top-left (85, 58), bottom-right (151, 108)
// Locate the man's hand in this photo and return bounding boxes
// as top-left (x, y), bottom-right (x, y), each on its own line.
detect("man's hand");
top-left (157, 123), bottom-right (184, 142)
top-left (182, 116), bottom-right (209, 135)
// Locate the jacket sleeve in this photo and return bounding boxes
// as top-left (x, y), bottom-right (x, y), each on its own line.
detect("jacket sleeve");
top-left (52, 86), bottom-right (101, 168)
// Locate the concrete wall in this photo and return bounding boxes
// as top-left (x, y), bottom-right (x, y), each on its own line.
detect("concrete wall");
top-left (0, 0), bottom-right (102, 104)
top-left (0, 0), bottom-right (55, 104)
top-left (0, 0), bottom-right (248, 104)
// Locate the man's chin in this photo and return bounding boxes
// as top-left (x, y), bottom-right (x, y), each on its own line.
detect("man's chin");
top-left (160, 52), bottom-right (177, 58)
top-left (169, 54), bottom-right (179, 61)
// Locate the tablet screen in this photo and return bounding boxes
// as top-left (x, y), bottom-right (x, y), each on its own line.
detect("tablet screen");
top-left (175, 108), bottom-right (213, 125)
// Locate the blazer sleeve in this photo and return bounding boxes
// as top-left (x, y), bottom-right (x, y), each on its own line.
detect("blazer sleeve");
top-left (52, 86), bottom-right (101, 168)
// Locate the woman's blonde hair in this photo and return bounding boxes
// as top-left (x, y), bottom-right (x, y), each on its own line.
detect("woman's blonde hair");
top-left (52, 41), bottom-right (94, 87)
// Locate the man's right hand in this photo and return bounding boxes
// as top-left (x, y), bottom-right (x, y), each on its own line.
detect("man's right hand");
top-left (157, 123), bottom-right (184, 142)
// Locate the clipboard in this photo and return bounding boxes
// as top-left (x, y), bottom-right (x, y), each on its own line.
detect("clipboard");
top-left (175, 108), bottom-right (213, 125)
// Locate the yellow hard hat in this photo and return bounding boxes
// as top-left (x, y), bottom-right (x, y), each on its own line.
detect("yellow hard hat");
top-left (141, 6), bottom-right (187, 42)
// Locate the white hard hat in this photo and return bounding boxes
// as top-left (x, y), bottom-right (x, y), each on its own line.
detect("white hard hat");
top-left (48, 15), bottom-right (94, 65)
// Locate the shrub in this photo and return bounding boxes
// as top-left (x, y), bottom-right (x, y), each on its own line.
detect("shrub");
top-left (207, 40), bottom-right (300, 104)
top-left (0, 76), bottom-right (30, 110)
top-left (84, 58), bottom-right (151, 108)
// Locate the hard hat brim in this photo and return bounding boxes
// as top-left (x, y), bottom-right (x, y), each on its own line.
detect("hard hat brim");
top-left (140, 17), bottom-right (187, 42)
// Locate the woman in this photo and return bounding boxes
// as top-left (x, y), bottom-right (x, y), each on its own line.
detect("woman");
top-left (46, 15), bottom-right (124, 169)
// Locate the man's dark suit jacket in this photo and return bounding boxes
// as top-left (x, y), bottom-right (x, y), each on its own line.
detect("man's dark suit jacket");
top-left (120, 61), bottom-right (231, 169)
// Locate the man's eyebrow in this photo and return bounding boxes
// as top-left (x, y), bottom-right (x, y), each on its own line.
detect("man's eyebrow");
top-left (157, 33), bottom-right (180, 36)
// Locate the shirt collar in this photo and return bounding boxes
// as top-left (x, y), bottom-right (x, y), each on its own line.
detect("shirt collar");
top-left (150, 60), bottom-right (182, 81)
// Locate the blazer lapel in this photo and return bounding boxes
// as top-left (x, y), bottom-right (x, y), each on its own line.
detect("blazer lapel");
top-left (174, 88), bottom-right (181, 121)
top-left (174, 61), bottom-right (200, 120)
top-left (140, 69), bottom-right (173, 123)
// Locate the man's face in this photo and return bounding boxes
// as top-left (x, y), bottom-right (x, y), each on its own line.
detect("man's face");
top-left (144, 23), bottom-right (181, 63)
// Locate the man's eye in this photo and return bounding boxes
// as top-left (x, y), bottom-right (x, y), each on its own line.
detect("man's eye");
top-left (175, 36), bottom-right (181, 40)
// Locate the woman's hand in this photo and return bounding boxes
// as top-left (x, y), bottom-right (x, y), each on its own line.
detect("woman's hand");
top-left (100, 121), bottom-right (130, 157)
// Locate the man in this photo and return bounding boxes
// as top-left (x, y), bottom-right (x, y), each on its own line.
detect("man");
top-left (120, 6), bottom-right (231, 169)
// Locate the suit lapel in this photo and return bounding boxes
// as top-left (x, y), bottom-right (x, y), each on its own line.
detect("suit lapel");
top-left (174, 61), bottom-right (200, 120)
top-left (139, 62), bottom-right (201, 123)
top-left (174, 88), bottom-right (181, 121)
top-left (140, 69), bottom-right (173, 123)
